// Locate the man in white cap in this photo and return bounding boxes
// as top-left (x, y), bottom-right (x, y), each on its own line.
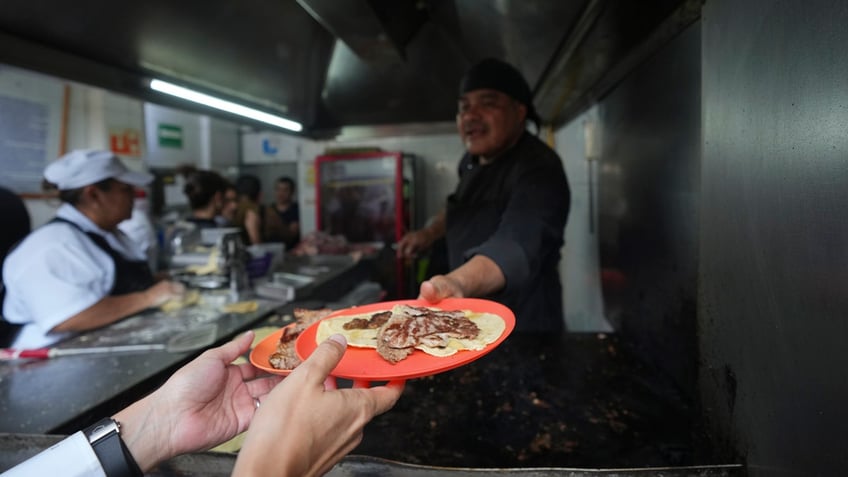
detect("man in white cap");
top-left (2, 149), bottom-right (184, 348)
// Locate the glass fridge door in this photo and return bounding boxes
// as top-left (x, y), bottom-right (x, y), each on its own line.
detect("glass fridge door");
top-left (317, 152), bottom-right (403, 244)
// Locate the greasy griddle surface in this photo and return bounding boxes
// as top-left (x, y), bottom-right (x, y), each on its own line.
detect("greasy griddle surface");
top-left (353, 333), bottom-right (708, 468)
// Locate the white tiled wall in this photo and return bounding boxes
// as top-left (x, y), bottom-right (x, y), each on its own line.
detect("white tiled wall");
top-left (1, 64), bottom-right (243, 226)
top-left (553, 108), bottom-right (611, 332)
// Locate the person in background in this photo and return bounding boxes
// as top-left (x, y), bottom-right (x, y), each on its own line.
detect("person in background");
top-left (233, 174), bottom-right (264, 245)
top-left (269, 176), bottom-right (301, 250)
top-left (118, 188), bottom-right (158, 271)
top-left (0, 186), bottom-right (31, 346)
top-left (183, 169), bottom-right (227, 229)
top-left (1, 150), bottom-right (185, 348)
top-left (216, 181), bottom-right (239, 227)
top-left (0, 186), bottom-right (30, 267)
top-left (2, 331), bottom-right (404, 476)
top-left (397, 58), bottom-right (571, 333)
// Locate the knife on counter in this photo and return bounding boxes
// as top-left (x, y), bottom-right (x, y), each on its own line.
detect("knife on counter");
top-left (0, 323), bottom-right (218, 360)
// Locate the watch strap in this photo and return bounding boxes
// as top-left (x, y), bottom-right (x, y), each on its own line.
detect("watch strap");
top-left (84, 418), bottom-right (143, 477)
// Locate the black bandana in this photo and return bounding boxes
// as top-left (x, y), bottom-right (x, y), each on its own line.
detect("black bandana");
top-left (459, 58), bottom-right (540, 126)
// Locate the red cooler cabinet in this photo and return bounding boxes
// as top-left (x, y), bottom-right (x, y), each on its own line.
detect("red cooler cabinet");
top-left (315, 151), bottom-right (416, 298)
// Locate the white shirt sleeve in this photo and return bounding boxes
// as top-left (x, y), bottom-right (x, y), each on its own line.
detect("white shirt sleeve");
top-left (1, 431), bottom-right (106, 477)
top-left (2, 217), bottom-right (116, 348)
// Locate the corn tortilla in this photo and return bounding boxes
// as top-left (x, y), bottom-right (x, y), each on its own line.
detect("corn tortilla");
top-left (160, 289), bottom-right (201, 312)
top-left (316, 306), bottom-right (506, 358)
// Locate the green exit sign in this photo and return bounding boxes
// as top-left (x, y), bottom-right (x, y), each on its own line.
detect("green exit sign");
top-left (158, 124), bottom-right (183, 148)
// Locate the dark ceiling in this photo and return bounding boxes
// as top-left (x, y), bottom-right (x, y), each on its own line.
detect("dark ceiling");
top-left (0, 0), bottom-right (699, 138)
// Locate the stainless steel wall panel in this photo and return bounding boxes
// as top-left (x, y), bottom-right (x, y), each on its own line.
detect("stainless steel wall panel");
top-left (596, 23), bottom-right (701, 397)
top-left (700, 0), bottom-right (848, 473)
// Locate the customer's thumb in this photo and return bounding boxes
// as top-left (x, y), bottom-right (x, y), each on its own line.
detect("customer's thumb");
top-left (297, 334), bottom-right (346, 384)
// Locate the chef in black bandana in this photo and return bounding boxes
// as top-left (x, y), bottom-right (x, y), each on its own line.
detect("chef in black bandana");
top-left (397, 58), bottom-right (571, 333)
top-left (2, 149), bottom-right (185, 348)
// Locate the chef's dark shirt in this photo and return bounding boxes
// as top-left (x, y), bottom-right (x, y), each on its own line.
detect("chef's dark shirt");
top-left (445, 131), bottom-right (570, 332)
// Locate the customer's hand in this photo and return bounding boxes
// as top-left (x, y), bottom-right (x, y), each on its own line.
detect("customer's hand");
top-left (418, 274), bottom-right (466, 303)
top-left (144, 280), bottom-right (186, 308)
top-left (233, 334), bottom-right (405, 477)
top-left (114, 331), bottom-right (283, 471)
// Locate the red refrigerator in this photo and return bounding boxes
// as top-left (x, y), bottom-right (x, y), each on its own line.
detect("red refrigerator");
top-left (315, 151), bottom-right (415, 298)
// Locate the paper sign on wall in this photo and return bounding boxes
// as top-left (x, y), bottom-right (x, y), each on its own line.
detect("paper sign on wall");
top-left (262, 138), bottom-right (278, 154)
top-left (158, 124), bottom-right (183, 148)
top-left (0, 95), bottom-right (49, 192)
top-left (110, 128), bottom-right (142, 156)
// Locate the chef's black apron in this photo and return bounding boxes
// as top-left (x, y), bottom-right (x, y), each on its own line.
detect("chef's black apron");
top-left (50, 217), bottom-right (155, 294)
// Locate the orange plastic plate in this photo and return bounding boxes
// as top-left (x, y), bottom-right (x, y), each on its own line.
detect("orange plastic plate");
top-left (294, 298), bottom-right (515, 381)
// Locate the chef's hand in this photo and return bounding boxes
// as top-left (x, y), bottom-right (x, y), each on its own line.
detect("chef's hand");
top-left (419, 256), bottom-right (504, 303)
top-left (113, 331), bottom-right (283, 472)
top-left (144, 280), bottom-right (185, 308)
top-left (233, 335), bottom-right (405, 477)
top-left (396, 228), bottom-right (435, 259)
top-left (418, 274), bottom-right (466, 303)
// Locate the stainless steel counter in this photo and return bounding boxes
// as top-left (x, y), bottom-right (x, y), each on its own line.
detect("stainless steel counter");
top-left (0, 254), bottom-right (374, 435)
top-left (0, 434), bottom-right (743, 476)
top-left (0, 292), bottom-right (282, 434)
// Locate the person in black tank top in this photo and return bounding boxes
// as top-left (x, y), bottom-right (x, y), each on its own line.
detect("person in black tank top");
top-left (183, 169), bottom-right (228, 230)
top-left (233, 175), bottom-right (264, 245)
top-left (266, 176), bottom-right (301, 250)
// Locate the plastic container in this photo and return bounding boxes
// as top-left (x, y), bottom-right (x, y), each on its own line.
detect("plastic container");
top-left (246, 252), bottom-right (273, 278)
top-left (247, 242), bottom-right (285, 272)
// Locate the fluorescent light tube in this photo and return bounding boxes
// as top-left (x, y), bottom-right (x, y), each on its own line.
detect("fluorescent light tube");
top-left (150, 79), bottom-right (302, 132)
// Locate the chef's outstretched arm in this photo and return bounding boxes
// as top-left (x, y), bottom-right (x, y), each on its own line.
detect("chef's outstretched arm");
top-left (418, 254), bottom-right (506, 302)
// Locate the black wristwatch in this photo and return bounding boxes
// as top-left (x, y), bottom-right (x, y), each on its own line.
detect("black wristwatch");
top-left (84, 418), bottom-right (143, 477)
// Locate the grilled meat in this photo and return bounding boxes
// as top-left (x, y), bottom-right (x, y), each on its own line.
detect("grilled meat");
top-left (343, 311), bottom-right (392, 330)
top-left (269, 308), bottom-right (333, 370)
top-left (376, 305), bottom-right (479, 363)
